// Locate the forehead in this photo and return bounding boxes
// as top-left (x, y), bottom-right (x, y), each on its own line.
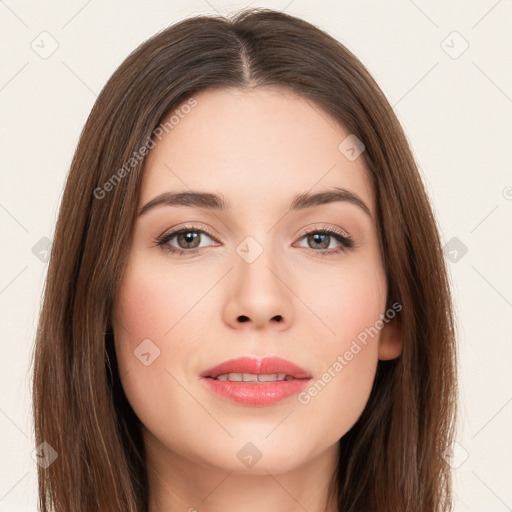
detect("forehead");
top-left (140, 86), bottom-right (374, 214)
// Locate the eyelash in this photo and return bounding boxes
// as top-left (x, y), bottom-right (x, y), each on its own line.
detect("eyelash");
top-left (155, 224), bottom-right (354, 257)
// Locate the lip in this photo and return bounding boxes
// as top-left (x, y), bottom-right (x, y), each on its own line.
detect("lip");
top-left (201, 356), bottom-right (312, 379)
top-left (200, 356), bottom-right (312, 406)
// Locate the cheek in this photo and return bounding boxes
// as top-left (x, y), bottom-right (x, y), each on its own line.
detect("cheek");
top-left (110, 250), bottom-right (220, 363)
top-left (112, 255), bottom-right (208, 352)
top-left (294, 261), bottom-right (386, 435)
top-left (303, 256), bottom-right (387, 342)
top-left (110, 259), bottom-right (199, 442)
top-left (110, 257), bottom-right (185, 390)
top-left (296, 352), bottom-right (377, 445)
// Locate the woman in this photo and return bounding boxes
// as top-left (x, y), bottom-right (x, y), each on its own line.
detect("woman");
top-left (32, 7), bottom-right (457, 511)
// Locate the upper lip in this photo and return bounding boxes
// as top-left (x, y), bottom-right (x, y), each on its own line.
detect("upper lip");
top-left (201, 356), bottom-right (312, 379)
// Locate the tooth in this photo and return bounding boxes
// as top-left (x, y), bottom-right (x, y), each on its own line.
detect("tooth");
top-left (214, 372), bottom-right (293, 382)
top-left (257, 373), bottom-right (277, 382)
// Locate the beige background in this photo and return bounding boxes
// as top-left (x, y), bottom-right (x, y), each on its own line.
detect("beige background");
top-left (1, 0), bottom-right (511, 510)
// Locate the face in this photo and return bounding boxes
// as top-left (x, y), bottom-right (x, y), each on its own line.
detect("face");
top-left (112, 86), bottom-right (402, 477)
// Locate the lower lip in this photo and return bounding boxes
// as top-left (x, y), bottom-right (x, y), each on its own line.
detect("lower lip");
top-left (201, 377), bottom-right (311, 406)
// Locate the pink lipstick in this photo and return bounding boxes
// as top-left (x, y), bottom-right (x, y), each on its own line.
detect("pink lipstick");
top-left (200, 356), bottom-right (312, 406)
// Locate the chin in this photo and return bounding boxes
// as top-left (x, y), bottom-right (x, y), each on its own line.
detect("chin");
top-left (208, 436), bottom-right (316, 475)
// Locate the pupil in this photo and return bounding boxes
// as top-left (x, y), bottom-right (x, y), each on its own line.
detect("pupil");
top-left (311, 233), bottom-right (329, 249)
top-left (180, 231), bottom-right (199, 248)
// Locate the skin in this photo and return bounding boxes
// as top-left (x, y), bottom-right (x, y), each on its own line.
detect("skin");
top-left (112, 86), bottom-right (403, 512)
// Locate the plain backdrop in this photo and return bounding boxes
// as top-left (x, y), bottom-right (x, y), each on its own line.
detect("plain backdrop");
top-left (1, 1), bottom-right (511, 510)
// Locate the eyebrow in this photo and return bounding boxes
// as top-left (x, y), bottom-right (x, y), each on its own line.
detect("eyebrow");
top-left (138, 186), bottom-right (372, 217)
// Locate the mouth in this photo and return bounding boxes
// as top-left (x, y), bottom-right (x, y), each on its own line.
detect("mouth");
top-left (200, 356), bottom-right (312, 406)
top-left (208, 372), bottom-right (296, 382)
top-left (201, 355), bottom-right (311, 380)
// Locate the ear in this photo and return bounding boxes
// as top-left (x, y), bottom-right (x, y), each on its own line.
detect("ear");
top-left (378, 317), bottom-right (403, 360)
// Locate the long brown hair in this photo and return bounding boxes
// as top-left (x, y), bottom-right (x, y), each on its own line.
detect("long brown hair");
top-left (32, 7), bottom-right (457, 511)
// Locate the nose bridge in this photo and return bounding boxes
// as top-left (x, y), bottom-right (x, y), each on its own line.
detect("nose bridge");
top-left (234, 231), bottom-right (284, 296)
top-left (224, 229), bottom-right (293, 328)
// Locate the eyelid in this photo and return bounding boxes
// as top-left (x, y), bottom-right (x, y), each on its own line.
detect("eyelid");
top-left (160, 223), bottom-right (219, 242)
top-left (296, 223), bottom-right (351, 240)
top-left (160, 222), bottom-right (352, 239)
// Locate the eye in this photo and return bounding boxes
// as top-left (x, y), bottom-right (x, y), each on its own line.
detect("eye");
top-left (294, 226), bottom-right (354, 256)
top-left (155, 224), bottom-right (354, 257)
top-left (156, 225), bottom-right (219, 255)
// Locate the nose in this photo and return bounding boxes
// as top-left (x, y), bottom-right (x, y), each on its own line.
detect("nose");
top-left (221, 245), bottom-right (295, 331)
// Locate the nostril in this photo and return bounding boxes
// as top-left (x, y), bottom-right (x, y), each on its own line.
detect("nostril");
top-left (238, 315), bottom-right (249, 322)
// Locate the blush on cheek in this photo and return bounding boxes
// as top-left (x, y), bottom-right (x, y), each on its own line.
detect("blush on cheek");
top-left (113, 273), bottom-right (170, 341)
top-left (327, 290), bottom-right (386, 343)
top-left (117, 253), bottom-right (223, 342)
